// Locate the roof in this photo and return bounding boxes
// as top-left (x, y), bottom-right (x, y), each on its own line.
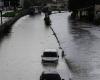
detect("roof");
top-left (44, 49), bottom-right (57, 52)
top-left (42, 70), bottom-right (59, 74)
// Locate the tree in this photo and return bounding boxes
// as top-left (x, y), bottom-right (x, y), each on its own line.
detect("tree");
top-left (68, 0), bottom-right (95, 11)
top-left (3, 0), bottom-right (19, 11)
top-left (23, 0), bottom-right (35, 9)
top-left (10, 0), bottom-right (19, 11)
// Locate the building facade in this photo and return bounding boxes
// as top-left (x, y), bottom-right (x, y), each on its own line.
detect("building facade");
top-left (20, 0), bottom-right (24, 7)
top-left (0, 0), bottom-right (4, 8)
top-left (94, 0), bottom-right (100, 19)
top-left (45, 0), bottom-right (67, 10)
top-left (19, 0), bottom-right (67, 9)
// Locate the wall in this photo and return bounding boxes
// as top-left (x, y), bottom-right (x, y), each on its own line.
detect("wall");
top-left (94, 4), bottom-right (100, 19)
top-left (0, 1), bottom-right (4, 7)
top-left (20, 0), bottom-right (24, 7)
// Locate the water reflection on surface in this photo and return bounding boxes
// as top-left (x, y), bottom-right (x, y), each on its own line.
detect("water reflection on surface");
top-left (1, 12), bottom-right (100, 80)
top-left (51, 12), bottom-right (100, 80)
top-left (0, 14), bottom-right (70, 80)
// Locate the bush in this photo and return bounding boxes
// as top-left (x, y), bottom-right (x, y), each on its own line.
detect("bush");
top-left (2, 12), bottom-right (16, 17)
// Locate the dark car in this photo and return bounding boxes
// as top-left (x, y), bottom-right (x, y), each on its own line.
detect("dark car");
top-left (40, 71), bottom-right (64, 80)
top-left (29, 7), bottom-right (35, 15)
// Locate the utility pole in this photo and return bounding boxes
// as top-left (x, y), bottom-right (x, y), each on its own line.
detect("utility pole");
top-left (0, 9), bottom-right (2, 24)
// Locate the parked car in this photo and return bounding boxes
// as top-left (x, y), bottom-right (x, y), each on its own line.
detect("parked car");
top-left (29, 7), bottom-right (35, 15)
top-left (41, 49), bottom-right (59, 63)
top-left (40, 71), bottom-right (64, 80)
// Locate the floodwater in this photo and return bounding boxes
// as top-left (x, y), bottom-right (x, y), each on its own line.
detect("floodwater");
top-left (50, 12), bottom-right (100, 80)
top-left (0, 14), bottom-right (70, 80)
top-left (1, 11), bottom-right (100, 80)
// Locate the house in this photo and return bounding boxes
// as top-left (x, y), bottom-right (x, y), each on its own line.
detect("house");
top-left (20, 0), bottom-right (24, 7)
top-left (68, 0), bottom-right (100, 21)
top-left (45, 0), bottom-right (67, 10)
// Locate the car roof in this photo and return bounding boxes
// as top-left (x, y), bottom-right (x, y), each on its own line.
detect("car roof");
top-left (42, 71), bottom-right (59, 74)
top-left (44, 49), bottom-right (57, 52)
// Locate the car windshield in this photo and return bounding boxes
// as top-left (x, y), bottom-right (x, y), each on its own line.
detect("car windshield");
top-left (43, 52), bottom-right (57, 57)
top-left (42, 74), bottom-right (61, 80)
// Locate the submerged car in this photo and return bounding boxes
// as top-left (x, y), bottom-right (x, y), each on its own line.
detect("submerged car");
top-left (41, 49), bottom-right (59, 63)
top-left (40, 71), bottom-right (64, 80)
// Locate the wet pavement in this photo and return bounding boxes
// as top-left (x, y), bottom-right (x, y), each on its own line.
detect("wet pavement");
top-left (50, 12), bottom-right (100, 80)
top-left (0, 14), bottom-right (70, 80)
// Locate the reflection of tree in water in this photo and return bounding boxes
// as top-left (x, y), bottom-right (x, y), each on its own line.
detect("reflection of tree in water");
top-left (0, 25), bottom-right (12, 45)
top-left (66, 21), bottom-right (99, 80)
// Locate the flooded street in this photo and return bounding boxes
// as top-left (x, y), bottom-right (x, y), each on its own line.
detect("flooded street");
top-left (1, 11), bottom-right (100, 80)
top-left (51, 12), bottom-right (100, 80)
top-left (0, 14), bottom-right (70, 80)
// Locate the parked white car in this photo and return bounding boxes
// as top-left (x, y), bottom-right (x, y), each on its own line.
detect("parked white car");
top-left (41, 49), bottom-right (59, 63)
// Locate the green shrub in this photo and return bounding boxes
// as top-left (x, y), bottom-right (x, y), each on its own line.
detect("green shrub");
top-left (2, 12), bottom-right (16, 17)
